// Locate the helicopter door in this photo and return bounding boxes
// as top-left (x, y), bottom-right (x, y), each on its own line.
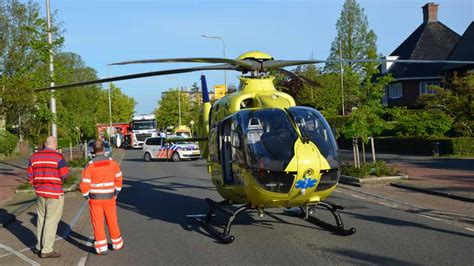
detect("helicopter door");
top-left (219, 117), bottom-right (235, 185)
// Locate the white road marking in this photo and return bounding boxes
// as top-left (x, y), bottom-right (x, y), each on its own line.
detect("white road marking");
top-left (377, 201), bottom-right (394, 208)
top-left (465, 227), bottom-right (474, 232)
top-left (0, 243), bottom-right (40, 266)
top-left (0, 200), bottom-right (89, 258)
top-left (350, 194), bottom-right (366, 200)
top-left (63, 201), bottom-right (88, 238)
top-left (77, 236), bottom-right (93, 266)
top-left (78, 256), bottom-right (87, 266)
top-left (420, 214), bottom-right (441, 221)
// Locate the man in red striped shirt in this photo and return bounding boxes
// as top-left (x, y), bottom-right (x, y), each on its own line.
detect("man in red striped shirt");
top-left (28, 136), bottom-right (69, 259)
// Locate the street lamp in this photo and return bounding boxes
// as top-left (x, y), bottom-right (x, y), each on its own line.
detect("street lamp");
top-left (201, 34), bottom-right (227, 89)
top-left (107, 65), bottom-right (113, 142)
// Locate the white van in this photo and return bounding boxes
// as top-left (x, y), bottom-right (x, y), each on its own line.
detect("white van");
top-left (142, 137), bottom-right (200, 162)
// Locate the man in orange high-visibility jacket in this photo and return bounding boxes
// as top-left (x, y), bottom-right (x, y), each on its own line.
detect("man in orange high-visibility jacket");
top-left (80, 140), bottom-right (123, 255)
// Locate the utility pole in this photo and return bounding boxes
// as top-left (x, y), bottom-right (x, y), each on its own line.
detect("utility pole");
top-left (107, 66), bottom-right (113, 141)
top-left (46, 0), bottom-right (57, 137)
top-left (339, 38), bottom-right (345, 116)
top-left (178, 87), bottom-right (182, 126)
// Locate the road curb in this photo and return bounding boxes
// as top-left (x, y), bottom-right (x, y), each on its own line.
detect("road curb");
top-left (340, 174), bottom-right (409, 187)
top-left (390, 182), bottom-right (474, 203)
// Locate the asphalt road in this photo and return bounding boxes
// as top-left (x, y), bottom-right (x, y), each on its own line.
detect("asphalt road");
top-left (86, 150), bottom-right (474, 265)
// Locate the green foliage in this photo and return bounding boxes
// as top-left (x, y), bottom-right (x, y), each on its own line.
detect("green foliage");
top-left (326, 115), bottom-right (350, 139)
top-left (155, 89), bottom-right (198, 129)
top-left (95, 84), bottom-right (136, 125)
top-left (63, 171), bottom-right (78, 188)
top-left (419, 74), bottom-right (474, 136)
top-left (67, 158), bottom-right (88, 168)
top-left (0, 2), bottom-right (136, 145)
top-left (0, 130), bottom-right (18, 154)
top-left (326, 0), bottom-right (378, 77)
top-left (343, 74), bottom-right (393, 141)
top-left (341, 161), bottom-right (398, 178)
top-left (391, 109), bottom-right (453, 138)
top-left (450, 137), bottom-right (474, 156)
top-left (54, 52), bottom-right (102, 141)
top-left (0, 0), bottom-right (63, 142)
top-left (325, 0), bottom-right (381, 113)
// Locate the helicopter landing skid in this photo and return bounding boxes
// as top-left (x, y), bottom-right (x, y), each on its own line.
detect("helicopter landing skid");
top-left (186, 198), bottom-right (251, 244)
top-left (294, 201), bottom-right (356, 236)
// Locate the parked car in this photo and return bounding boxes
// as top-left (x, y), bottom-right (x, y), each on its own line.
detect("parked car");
top-left (87, 140), bottom-right (112, 158)
top-left (143, 136), bottom-right (200, 162)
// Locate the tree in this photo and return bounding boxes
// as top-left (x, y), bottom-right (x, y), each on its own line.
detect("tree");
top-left (95, 84), bottom-right (136, 125)
top-left (0, 0), bottom-right (63, 143)
top-left (154, 89), bottom-right (193, 129)
top-left (54, 52), bottom-right (102, 141)
top-left (420, 74), bottom-right (474, 136)
top-left (325, 0), bottom-right (379, 112)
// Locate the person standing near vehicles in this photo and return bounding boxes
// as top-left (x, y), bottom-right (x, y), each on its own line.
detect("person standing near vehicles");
top-left (80, 140), bottom-right (123, 255)
top-left (28, 136), bottom-right (70, 258)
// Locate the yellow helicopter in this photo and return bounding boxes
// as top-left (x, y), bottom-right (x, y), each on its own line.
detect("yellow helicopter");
top-left (36, 51), bottom-right (474, 243)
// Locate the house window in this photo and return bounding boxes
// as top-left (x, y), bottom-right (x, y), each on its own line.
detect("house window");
top-left (388, 83), bottom-right (403, 99)
top-left (419, 81), bottom-right (440, 95)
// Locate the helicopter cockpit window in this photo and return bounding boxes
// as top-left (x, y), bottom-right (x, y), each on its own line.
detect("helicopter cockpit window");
top-left (237, 109), bottom-right (297, 172)
top-left (288, 107), bottom-right (339, 164)
top-left (246, 117), bottom-right (263, 144)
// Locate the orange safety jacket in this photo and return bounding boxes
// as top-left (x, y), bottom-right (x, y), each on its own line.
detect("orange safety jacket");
top-left (80, 155), bottom-right (122, 200)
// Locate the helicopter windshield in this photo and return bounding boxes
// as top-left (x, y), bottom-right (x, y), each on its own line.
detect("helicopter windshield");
top-left (237, 109), bottom-right (298, 171)
top-left (287, 107), bottom-right (339, 166)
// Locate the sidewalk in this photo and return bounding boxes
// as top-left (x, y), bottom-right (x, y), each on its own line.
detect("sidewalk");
top-left (0, 157), bottom-right (30, 225)
top-left (0, 148), bottom-right (125, 264)
top-left (340, 150), bottom-right (474, 202)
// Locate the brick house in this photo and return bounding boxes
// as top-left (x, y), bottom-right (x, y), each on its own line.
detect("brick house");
top-left (443, 22), bottom-right (474, 78)
top-left (381, 3), bottom-right (460, 107)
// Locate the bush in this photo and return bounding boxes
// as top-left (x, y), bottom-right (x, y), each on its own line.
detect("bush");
top-left (369, 137), bottom-right (474, 156)
top-left (392, 110), bottom-right (453, 138)
top-left (451, 137), bottom-right (474, 156)
top-left (68, 158), bottom-right (88, 168)
top-left (0, 130), bottom-right (18, 155)
top-left (341, 161), bottom-right (398, 178)
top-left (58, 138), bottom-right (71, 149)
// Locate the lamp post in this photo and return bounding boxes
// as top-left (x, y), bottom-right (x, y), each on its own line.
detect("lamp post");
top-left (339, 38), bottom-right (345, 116)
top-left (201, 34), bottom-right (227, 89)
top-left (46, 0), bottom-right (57, 137)
top-left (107, 65), bottom-right (113, 142)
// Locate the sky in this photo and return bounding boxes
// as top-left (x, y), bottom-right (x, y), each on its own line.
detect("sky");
top-left (40, 0), bottom-right (473, 114)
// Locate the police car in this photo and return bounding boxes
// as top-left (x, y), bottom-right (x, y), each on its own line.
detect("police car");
top-left (142, 136), bottom-right (200, 162)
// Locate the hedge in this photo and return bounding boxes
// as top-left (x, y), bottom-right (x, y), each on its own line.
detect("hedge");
top-left (337, 136), bottom-right (474, 156)
top-left (0, 130), bottom-right (18, 155)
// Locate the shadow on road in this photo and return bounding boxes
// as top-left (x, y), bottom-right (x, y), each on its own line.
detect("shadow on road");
top-left (27, 212), bottom-right (92, 253)
top-left (322, 248), bottom-right (418, 266)
top-left (0, 161), bottom-right (27, 171)
top-left (116, 178), bottom-right (265, 243)
top-left (346, 211), bottom-right (474, 239)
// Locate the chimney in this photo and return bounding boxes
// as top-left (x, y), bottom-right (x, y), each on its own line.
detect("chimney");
top-left (422, 3), bottom-right (439, 23)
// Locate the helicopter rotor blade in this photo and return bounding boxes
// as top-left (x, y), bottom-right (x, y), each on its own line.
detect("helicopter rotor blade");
top-left (276, 68), bottom-right (320, 87)
top-left (35, 64), bottom-right (238, 92)
top-left (110, 57), bottom-right (259, 71)
top-left (263, 59), bottom-right (474, 70)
